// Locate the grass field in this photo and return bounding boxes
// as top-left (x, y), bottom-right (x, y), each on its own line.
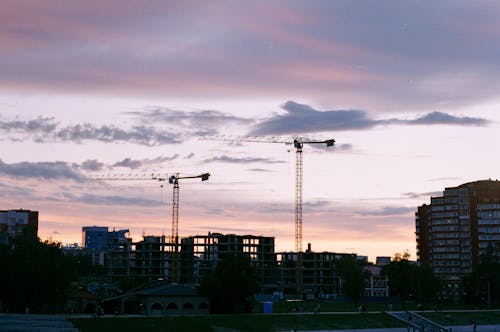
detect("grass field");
top-left (71, 312), bottom-right (404, 332)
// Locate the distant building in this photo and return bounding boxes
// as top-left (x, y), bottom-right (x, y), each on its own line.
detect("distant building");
top-left (0, 209), bottom-right (38, 244)
top-left (364, 265), bottom-right (389, 297)
top-left (375, 256), bottom-right (391, 266)
top-left (81, 226), bottom-right (132, 275)
top-left (103, 282), bottom-right (209, 315)
top-left (276, 243), bottom-right (356, 299)
top-left (416, 180), bottom-right (500, 299)
top-left (132, 235), bottom-right (172, 282)
top-left (62, 243), bottom-right (83, 256)
top-left (181, 233), bottom-right (276, 293)
top-left (82, 226), bottom-right (111, 251)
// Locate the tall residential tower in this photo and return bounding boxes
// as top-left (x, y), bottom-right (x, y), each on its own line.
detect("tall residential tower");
top-left (416, 180), bottom-right (500, 299)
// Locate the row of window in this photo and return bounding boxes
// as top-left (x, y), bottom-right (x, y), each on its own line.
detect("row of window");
top-left (431, 254), bottom-right (460, 259)
top-left (431, 225), bottom-right (459, 232)
top-left (431, 205), bottom-right (459, 212)
top-left (479, 242), bottom-right (500, 248)
top-left (478, 219), bottom-right (500, 225)
top-left (478, 227), bottom-right (500, 233)
top-left (478, 235), bottom-right (500, 240)
top-left (432, 212), bottom-right (458, 218)
top-left (477, 211), bottom-right (500, 218)
top-left (432, 261), bottom-right (461, 267)
top-left (477, 203), bottom-right (500, 210)
top-left (432, 247), bottom-right (459, 252)
top-left (432, 240), bottom-right (459, 246)
top-left (434, 267), bottom-right (461, 273)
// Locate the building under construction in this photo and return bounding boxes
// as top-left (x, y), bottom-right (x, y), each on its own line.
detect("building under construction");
top-left (180, 233), bottom-right (276, 294)
top-left (80, 227), bottom-right (374, 299)
top-left (276, 243), bottom-right (356, 299)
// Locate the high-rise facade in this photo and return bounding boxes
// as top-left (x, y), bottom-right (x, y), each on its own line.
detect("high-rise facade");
top-left (416, 180), bottom-right (500, 299)
top-left (0, 209), bottom-right (38, 244)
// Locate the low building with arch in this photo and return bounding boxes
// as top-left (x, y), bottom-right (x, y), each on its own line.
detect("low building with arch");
top-left (104, 282), bottom-right (209, 315)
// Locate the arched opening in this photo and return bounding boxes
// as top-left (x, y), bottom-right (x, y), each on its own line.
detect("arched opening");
top-left (167, 302), bottom-right (179, 310)
top-left (151, 303), bottom-right (163, 310)
top-left (183, 302), bottom-right (194, 309)
top-left (150, 302), bottom-right (163, 315)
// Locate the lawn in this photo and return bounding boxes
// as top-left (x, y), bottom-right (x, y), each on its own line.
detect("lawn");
top-left (71, 312), bottom-right (404, 332)
top-left (269, 300), bottom-right (410, 313)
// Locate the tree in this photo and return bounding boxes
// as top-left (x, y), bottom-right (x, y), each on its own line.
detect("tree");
top-left (382, 251), bottom-right (440, 305)
top-left (0, 236), bottom-right (79, 313)
top-left (414, 263), bottom-right (441, 303)
top-left (464, 247), bottom-right (500, 305)
top-left (335, 255), bottom-right (368, 304)
top-left (199, 254), bottom-right (259, 314)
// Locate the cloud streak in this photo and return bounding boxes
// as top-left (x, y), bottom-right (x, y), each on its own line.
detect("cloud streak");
top-left (0, 155), bottom-right (182, 181)
top-left (250, 101), bottom-right (490, 135)
top-left (129, 107), bottom-right (253, 128)
top-left (203, 155), bottom-right (285, 164)
top-left (402, 191), bottom-right (442, 199)
top-left (0, 116), bottom-right (183, 146)
top-left (0, 107), bottom-right (253, 146)
top-left (0, 159), bottom-right (83, 181)
top-left (111, 155), bottom-right (179, 170)
top-left (55, 124), bottom-right (182, 146)
top-left (357, 206), bottom-right (415, 217)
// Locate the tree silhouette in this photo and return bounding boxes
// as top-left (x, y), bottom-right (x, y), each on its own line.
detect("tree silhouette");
top-left (382, 251), bottom-right (440, 305)
top-left (0, 236), bottom-right (84, 313)
top-left (335, 255), bottom-right (368, 304)
top-left (199, 254), bottom-right (259, 313)
top-left (464, 246), bottom-right (500, 305)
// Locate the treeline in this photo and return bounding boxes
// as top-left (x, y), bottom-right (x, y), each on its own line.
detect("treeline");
top-left (463, 248), bottom-right (500, 305)
top-left (0, 236), bottom-right (95, 313)
top-left (381, 252), bottom-right (441, 305)
top-left (382, 251), bottom-right (499, 307)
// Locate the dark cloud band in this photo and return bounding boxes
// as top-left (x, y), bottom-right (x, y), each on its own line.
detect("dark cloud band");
top-left (251, 101), bottom-right (489, 135)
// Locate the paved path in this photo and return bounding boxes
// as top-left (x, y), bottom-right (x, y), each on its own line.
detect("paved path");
top-left (0, 314), bottom-right (78, 332)
top-left (299, 325), bottom-right (500, 331)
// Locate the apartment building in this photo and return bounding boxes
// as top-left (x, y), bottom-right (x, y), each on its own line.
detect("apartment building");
top-left (82, 226), bottom-right (132, 276)
top-left (416, 180), bottom-right (500, 299)
top-left (0, 209), bottom-right (38, 244)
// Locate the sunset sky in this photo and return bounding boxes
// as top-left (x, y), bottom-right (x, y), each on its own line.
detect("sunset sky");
top-left (1, 1), bottom-right (499, 262)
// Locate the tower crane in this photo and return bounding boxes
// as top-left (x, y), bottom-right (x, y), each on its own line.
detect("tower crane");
top-left (202, 136), bottom-right (334, 297)
top-left (87, 171), bottom-right (210, 282)
top-left (168, 172), bottom-right (209, 282)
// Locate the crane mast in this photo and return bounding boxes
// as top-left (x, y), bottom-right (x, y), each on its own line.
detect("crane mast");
top-left (87, 171), bottom-right (209, 283)
top-left (202, 136), bottom-right (334, 298)
top-left (168, 172), bottom-right (209, 282)
top-left (171, 176), bottom-right (180, 246)
top-left (295, 141), bottom-right (303, 253)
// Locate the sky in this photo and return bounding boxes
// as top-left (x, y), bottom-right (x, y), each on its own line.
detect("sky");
top-left (1, 1), bottom-right (500, 262)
